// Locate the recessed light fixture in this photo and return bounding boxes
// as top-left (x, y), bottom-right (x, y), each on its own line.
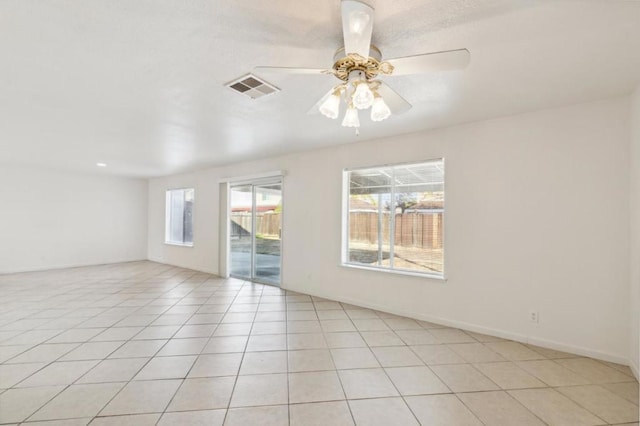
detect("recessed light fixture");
top-left (96, 162), bottom-right (107, 167)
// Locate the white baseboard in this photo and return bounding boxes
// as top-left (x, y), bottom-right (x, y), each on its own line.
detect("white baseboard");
top-left (0, 258), bottom-right (148, 275)
top-left (147, 257), bottom-right (218, 276)
top-left (20, 259), bottom-right (626, 369)
top-left (285, 285), bottom-right (632, 366)
top-left (524, 336), bottom-right (630, 366)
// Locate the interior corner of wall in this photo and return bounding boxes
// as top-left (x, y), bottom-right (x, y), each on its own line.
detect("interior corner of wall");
top-left (630, 358), bottom-right (639, 381)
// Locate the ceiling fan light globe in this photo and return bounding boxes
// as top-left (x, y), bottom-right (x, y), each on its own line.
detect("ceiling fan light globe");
top-left (352, 82), bottom-right (374, 109)
top-left (319, 93), bottom-right (341, 119)
top-left (371, 96), bottom-right (391, 122)
top-left (342, 106), bottom-right (360, 128)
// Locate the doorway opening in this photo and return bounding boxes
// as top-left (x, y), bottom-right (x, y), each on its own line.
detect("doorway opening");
top-left (229, 179), bottom-right (282, 286)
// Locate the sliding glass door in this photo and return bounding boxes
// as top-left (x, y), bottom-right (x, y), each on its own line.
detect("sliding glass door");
top-left (253, 182), bottom-right (282, 284)
top-left (230, 185), bottom-right (253, 280)
top-left (229, 179), bottom-right (282, 285)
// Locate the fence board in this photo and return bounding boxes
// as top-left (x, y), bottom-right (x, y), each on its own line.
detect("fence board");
top-left (349, 211), bottom-right (442, 249)
top-left (231, 211), bottom-right (441, 248)
top-left (231, 213), bottom-right (281, 238)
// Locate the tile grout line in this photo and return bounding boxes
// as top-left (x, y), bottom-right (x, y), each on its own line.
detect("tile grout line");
top-left (153, 273), bottom-right (243, 425)
top-left (6, 270), bottom-right (184, 424)
top-left (347, 305), bottom-right (426, 425)
top-left (1, 263), bottom-right (637, 425)
top-left (81, 268), bottom-right (206, 424)
top-left (220, 278), bottom-right (268, 425)
top-left (89, 268), bottom-right (201, 425)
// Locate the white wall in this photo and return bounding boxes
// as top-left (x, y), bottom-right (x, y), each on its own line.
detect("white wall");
top-left (148, 96), bottom-right (631, 364)
top-left (631, 87), bottom-right (640, 378)
top-left (0, 166), bottom-right (148, 273)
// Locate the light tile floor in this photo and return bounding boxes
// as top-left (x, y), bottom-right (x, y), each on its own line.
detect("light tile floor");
top-left (0, 261), bottom-right (637, 425)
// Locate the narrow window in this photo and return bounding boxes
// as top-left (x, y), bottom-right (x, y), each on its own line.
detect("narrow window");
top-left (343, 159), bottom-right (444, 278)
top-left (165, 188), bottom-right (194, 246)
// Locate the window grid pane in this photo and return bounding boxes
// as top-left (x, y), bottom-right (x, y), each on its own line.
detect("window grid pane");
top-left (183, 189), bottom-right (194, 244)
top-left (345, 160), bottom-right (444, 277)
top-left (166, 188), bottom-right (194, 245)
top-left (347, 168), bottom-right (392, 267)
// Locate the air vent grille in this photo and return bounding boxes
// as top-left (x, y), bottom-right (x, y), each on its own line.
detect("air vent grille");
top-left (225, 74), bottom-right (279, 99)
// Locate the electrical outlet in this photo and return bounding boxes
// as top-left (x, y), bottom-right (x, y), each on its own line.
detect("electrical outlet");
top-left (529, 311), bottom-right (539, 323)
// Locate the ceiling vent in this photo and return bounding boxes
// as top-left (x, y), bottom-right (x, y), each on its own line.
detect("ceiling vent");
top-left (225, 74), bottom-right (279, 99)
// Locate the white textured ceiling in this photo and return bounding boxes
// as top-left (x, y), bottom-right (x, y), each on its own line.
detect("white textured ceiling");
top-left (1, 0), bottom-right (639, 177)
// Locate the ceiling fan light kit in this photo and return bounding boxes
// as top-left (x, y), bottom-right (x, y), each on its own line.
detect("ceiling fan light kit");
top-left (317, 55), bottom-right (395, 129)
top-left (254, 0), bottom-right (471, 134)
top-left (319, 74), bottom-right (391, 127)
top-left (342, 104), bottom-right (361, 128)
top-left (371, 93), bottom-right (391, 122)
top-left (319, 87), bottom-right (344, 119)
top-left (353, 79), bottom-right (375, 109)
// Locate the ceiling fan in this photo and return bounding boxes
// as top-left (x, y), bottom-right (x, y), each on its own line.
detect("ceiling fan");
top-left (254, 0), bottom-right (470, 134)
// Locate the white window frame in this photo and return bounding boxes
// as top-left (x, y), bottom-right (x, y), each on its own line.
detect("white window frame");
top-left (341, 159), bottom-right (445, 280)
top-left (165, 188), bottom-right (195, 247)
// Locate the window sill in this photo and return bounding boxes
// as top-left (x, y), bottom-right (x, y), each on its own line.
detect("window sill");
top-left (340, 263), bottom-right (447, 282)
top-left (164, 241), bottom-right (194, 248)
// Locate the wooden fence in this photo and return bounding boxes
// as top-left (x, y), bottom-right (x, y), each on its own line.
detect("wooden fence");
top-left (231, 212), bottom-right (281, 238)
top-left (230, 211), bottom-right (441, 249)
top-left (349, 212), bottom-right (443, 249)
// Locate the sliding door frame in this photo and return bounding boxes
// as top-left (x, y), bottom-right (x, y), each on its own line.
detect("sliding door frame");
top-left (225, 175), bottom-right (284, 287)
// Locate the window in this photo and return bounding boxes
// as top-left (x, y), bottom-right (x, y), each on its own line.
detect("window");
top-left (343, 159), bottom-right (444, 278)
top-left (165, 188), bottom-right (194, 246)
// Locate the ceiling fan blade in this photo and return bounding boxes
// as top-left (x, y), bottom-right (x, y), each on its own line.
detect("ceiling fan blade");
top-left (386, 49), bottom-right (470, 76)
top-left (254, 66), bottom-right (328, 75)
top-left (341, 0), bottom-right (374, 59)
top-left (376, 82), bottom-right (412, 115)
top-left (306, 88), bottom-right (335, 115)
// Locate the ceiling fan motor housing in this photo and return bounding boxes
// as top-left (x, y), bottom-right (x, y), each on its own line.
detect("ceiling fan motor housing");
top-left (332, 45), bottom-right (388, 81)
